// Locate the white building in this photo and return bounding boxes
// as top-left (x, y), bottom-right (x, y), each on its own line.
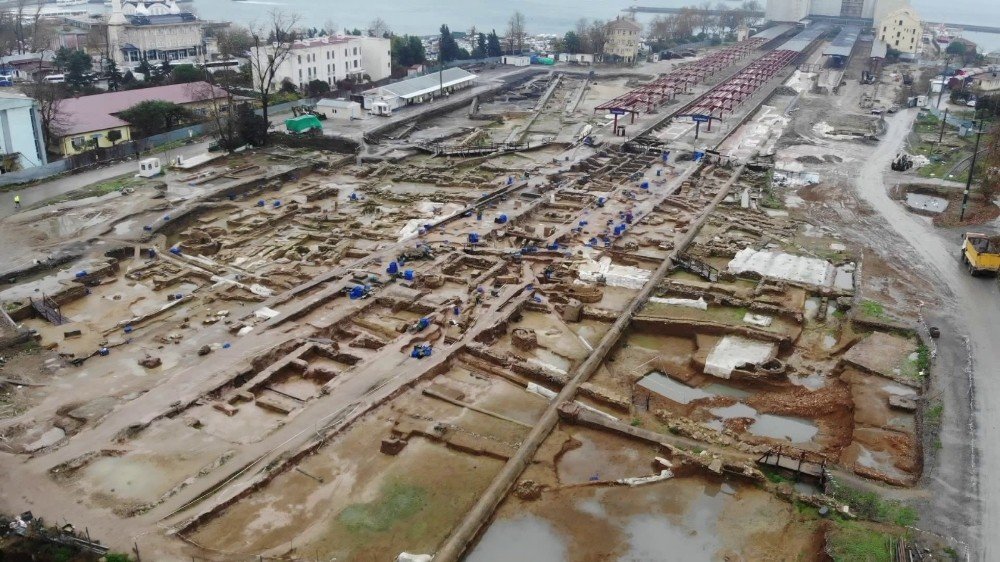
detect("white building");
top-left (315, 98), bottom-right (363, 120)
top-left (877, 6), bottom-right (921, 54)
top-left (251, 35), bottom-right (391, 93)
top-left (105, 0), bottom-right (218, 68)
top-left (501, 55), bottom-right (530, 67)
top-left (0, 92), bottom-right (48, 172)
top-left (361, 67), bottom-right (477, 112)
top-left (766, 0), bottom-right (810, 23)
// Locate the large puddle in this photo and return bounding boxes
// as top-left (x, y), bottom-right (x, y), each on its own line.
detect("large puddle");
top-left (466, 515), bottom-right (568, 562)
top-left (637, 372), bottom-right (712, 404)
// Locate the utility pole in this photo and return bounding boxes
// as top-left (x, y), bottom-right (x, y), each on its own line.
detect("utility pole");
top-left (938, 107), bottom-right (948, 143)
top-left (959, 120), bottom-right (985, 222)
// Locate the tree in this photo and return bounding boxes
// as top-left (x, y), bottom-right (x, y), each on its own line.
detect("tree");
top-left (505, 11), bottom-right (526, 54)
top-left (106, 128), bottom-right (122, 145)
top-left (53, 46), bottom-right (73, 71)
top-left (235, 103), bottom-right (268, 147)
top-left (368, 18), bottom-right (390, 38)
top-left (215, 27), bottom-right (253, 59)
top-left (136, 56), bottom-right (155, 83)
top-left (22, 81), bottom-right (67, 148)
top-left (391, 34), bottom-right (427, 69)
top-left (106, 59), bottom-right (122, 91)
top-left (439, 24), bottom-right (461, 63)
top-left (486, 29), bottom-right (502, 57)
top-left (118, 100), bottom-right (193, 137)
top-left (306, 79), bottom-right (330, 97)
top-left (248, 9), bottom-right (300, 143)
top-left (946, 42), bottom-right (967, 57)
top-left (562, 31), bottom-right (582, 54)
top-left (171, 64), bottom-right (201, 83)
top-left (587, 20), bottom-right (608, 55)
top-left (64, 49), bottom-right (93, 91)
top-left (471, 32), bottom-right (487, 58)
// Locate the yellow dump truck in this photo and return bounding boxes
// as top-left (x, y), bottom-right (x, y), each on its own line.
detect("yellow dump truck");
top-left (961, 232), bottom-right (1000, 275)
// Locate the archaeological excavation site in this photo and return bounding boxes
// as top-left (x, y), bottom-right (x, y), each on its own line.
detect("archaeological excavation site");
top-left (0, 23), bottom-right (968, 562)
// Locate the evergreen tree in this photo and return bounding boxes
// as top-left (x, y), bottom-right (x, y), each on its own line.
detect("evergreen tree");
top-left (486, 30), bottom-right (502, 57)
top-left (438, 24), bottom-right (461, 63)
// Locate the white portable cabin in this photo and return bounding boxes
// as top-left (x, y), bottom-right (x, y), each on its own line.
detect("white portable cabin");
top-left (502, 56), bottom-right (531, 67)
top-left (316, 98), bottom-right (363, 120)
top-left (138, 157), bottom-right (161, 178)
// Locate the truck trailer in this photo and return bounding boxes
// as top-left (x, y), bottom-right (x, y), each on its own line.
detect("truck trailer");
top-left (961, 232), bottom-right (1000, 275)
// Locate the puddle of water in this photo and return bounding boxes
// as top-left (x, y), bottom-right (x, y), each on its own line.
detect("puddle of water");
top-left (637, 372), bottom-right (712, 404)
top-left (822, 335), bottom-right (837, 350)
top-left (710, 403), bottom-right (757, 418)
top-left (789, 371), bottom-right (827, 391)
top-left (794, 481), bottom-right (820, 495)
top-left (621, 488), bottom-right (725, 560)
top-left (803, 297), bottom-right (820, 321)
top-left (557, 433), bottom-right (643, 484)
top-left (702, 383), bottom-right (751, 400)
top-left (906, 193), bottom-right (948, 214)
top-left (576, 497), bottom-right (606, 518)
top-left (749, 414), bottom-right (818, 443)
top-left (467, 515), bottom-right (567, 562)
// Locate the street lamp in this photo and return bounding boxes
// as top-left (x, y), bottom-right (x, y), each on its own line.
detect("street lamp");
top-left (959, 118), bottom-right (988, 222)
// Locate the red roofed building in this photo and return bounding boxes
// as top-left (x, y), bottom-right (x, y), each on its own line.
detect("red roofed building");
top-left (52, 81), bottom-right (229, 155)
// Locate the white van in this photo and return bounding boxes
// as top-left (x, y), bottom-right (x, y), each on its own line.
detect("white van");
top-left (43, 74), bottom-right (65, 83)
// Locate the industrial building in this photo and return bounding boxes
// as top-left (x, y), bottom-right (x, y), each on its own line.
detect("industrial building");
top-left (765, 0), bottom-right (913, 25)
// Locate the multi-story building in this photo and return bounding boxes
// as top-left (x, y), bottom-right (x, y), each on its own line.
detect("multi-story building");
top-left (765, 0), bottom-right (916, 24)
top-left (603, 17), bottom-right (642, 64)
top-left (104, 0), bottom-right (219, 68)
top-left (251, 35), bottom-right (391, 92)
top-left (876, 6), bottom-right (921, 54)
top-left (0, 92), bottom-right (47, 172)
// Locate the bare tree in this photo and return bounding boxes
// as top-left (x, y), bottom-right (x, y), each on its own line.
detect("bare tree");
top-left (368, 18), bottom-right (390, 38)
top-left (322, 19), bottom-right (338, 36)
top-left (505, 11), bottom-right (526, 54)
top-left (23, 81), bottom-right (68, 150)
top-left (247, 9), bottom-right (300, 142)
top-left (587, 20), bottom-right (608, 56)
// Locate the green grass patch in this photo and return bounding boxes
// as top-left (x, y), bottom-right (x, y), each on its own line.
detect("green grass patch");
top-left (858, 300), bottom-right (885, 318)
top-left (829, 481), bottom-right (918, 526)
top-left (338, 480), bottom-right (427, 534)
top-left (926, 400), bottom-right (944, 425)
top-left (763, 467), bottom-right (792, 485)
top-left (827, 520), bottom-right (894, 562)
top-left (31, 175), bottom-right (145, 209)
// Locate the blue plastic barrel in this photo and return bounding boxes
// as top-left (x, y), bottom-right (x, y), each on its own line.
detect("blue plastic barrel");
top-left (404, 269), bottom-right (414, 281)
top-left (387, 261), bottom-right (399, 275)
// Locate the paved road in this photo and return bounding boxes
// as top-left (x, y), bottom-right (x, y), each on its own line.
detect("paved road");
top-left (0, 140), bottom-right (211, 220)
top-left (857, 109), bottom-right (997, 559)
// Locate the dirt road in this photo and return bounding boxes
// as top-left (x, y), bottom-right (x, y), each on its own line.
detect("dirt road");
top-left (0, 140), bottom-right (211, 220)
top-left (856, 109), bottom-right (998, 558)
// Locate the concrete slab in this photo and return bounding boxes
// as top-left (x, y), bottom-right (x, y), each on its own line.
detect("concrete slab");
top-left (704, 335), bottom-right (775, 379)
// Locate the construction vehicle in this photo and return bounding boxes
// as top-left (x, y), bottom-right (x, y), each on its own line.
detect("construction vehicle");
top-left (890, 153), bottom-right (913, 171)
top-left (291, 105), bottom-right (328, 120)
top-left (961, 232), bottom-right (1000, 275)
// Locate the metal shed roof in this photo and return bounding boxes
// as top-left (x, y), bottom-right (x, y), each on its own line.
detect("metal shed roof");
top-left (367, 68), bottom-right (477, 100)
top-left (777, 24), bottom-right (830, 53)
top-left (823, 26), bottom-right (861, 58)
top-left (752, 24), bottom-right (794, 41)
